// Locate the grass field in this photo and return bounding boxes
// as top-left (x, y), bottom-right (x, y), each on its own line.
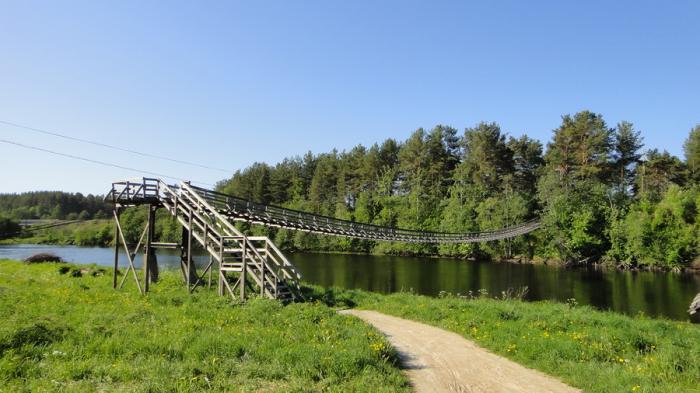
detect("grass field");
top-left (325, 288), bottom-right (700, 393)
top-left (1, 259), bottom-right (699, 392)
top-left (0, 260), bottom-right (408, 392)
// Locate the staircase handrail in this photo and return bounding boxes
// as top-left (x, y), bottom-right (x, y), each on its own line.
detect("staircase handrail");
top-left (178, 182), bottom-right (294, 288)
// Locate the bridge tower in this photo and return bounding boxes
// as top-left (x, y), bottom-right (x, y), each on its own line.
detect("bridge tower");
top-left (107, 178), bottom-right (302, 301)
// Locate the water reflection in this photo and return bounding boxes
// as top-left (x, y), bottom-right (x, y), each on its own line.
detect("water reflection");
top-left (1, 245), bottom-right (698, 320)
top-left (289, 252), bottom-right (700, 321)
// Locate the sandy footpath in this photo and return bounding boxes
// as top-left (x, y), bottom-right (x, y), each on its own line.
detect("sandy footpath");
top-left (340, 309), bottom-right (580, 393)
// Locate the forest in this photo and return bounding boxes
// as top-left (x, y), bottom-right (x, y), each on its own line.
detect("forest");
top-left (0, 191), bottom-right (109, 220)
top-left (0, 192), bottom-right (111, 243)
top-left (217, 111), bottom-right (700, 270)
top-left (2, 111), bottom-right (699, 270)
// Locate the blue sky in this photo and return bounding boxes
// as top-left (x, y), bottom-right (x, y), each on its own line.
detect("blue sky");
top-left (1, 1), bottom-right (698, 194)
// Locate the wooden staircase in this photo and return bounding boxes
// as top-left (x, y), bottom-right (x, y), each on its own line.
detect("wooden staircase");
top-left (108, 178), bottom-right (302, 301)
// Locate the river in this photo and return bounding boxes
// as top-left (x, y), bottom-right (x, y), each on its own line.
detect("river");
top-left (1, 244), bottom-right (698, 321)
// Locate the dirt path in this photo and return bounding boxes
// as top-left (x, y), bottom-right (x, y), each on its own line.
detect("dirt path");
top-left (340, 309), bottom-right (580, 393)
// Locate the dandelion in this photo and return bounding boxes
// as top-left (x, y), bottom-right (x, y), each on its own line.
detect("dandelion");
top-left (631, 385), bottom-right (641, 391)
top-left (370, 342), bottom-right (386, 353)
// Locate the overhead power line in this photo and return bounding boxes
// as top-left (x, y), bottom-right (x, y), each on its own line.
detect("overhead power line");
top-left (0, 119), bottom-right (230, 173)
top-left (0, 138), bottom-right (216, 187)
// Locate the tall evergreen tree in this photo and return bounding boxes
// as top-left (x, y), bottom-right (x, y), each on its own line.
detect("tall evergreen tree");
top-left (635, 149), bottom-right (687, 201)
top-left (538, 111), bottom-right (614, 263)
top-left (544, 111), bottom-right (613, 185)
top-left (611, 121), bottom-right (643, 196)
top-left (219, 162), bottom-right (272, 204)
top-left (683, 124), bottom-right (700, 182)
top-left (507, 135), bottom-right (544, 198)
top-left (308, 152), bottom-right (339, 215)
top-left (460, 122), bottom-right (513, 194)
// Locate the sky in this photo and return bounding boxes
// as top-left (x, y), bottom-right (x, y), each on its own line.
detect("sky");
top-left (1, 1), bottom-right (699, 194)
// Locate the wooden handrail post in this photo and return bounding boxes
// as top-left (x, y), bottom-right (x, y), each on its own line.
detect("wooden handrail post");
top-left (241, 240), bottom-right (246, 299)
top-left (261, 243), bottom-right (265, 297)
top-left (218, 235), bottom-right (224, 296)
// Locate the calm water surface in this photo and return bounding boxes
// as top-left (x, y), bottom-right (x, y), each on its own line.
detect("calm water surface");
top-left (2, 244), bottom-right (699, 321)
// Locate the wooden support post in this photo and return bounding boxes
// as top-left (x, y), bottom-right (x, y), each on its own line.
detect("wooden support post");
top-left (112, 208), bottom-right (120, 289)
top-left (208, 255), bottom-right (213, 289)
top-left (149, 207), bottom-right (159, 283)
top-left (260, 263), bottom-right (265, 296)
top-left (180, 226), bottom-right (188, 283)
top-left (143, 205), bottom-right (156, 292)
top-left (186, 211), bottom-right (193, 292)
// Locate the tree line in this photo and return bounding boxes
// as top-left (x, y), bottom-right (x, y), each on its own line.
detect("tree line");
top-left (2, 110), bottom-right (698, 270)
top-left (0, 191), bottom-right (112, 240)
top-left (0, 191), bottom-right (110, 220)
top-left (218, 111), bottom-right (700, 269)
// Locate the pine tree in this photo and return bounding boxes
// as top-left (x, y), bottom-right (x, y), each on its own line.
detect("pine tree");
top-left (544, 111), bottom-right (613, 185)
top-left (683, 124), bottom-right (700, 182)
top-left (611, 121), bottom-right (643, 196)
top-left (635, 149), bottom-right (687, 201)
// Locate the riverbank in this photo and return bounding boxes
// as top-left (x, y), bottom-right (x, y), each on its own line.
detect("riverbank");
top-left (2, 244), bottom-right (699, 320)
top-left (5, 217), bottom-right (699, 274)
top-left (2, 259), bottom-right (699, 392)
top-left (7, 223), bottom-right (699, 275)
top-left (0, 260), bottom-right (408, 392)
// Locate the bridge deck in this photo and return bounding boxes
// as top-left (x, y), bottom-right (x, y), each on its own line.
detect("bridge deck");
top-left (108, 178), bottom-right (540, 244)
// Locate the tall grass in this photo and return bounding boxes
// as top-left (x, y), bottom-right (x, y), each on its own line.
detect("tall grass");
top-left (0, 260), bottom-right (408, 392)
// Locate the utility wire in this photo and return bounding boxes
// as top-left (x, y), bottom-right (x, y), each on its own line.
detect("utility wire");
top-left (0, 119), bottom-right (230, 173)
top-left (0, 138), bottom-right (216, 187)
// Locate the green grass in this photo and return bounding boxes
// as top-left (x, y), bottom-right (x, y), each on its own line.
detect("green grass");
top-left (3, 259), bottom-right (700, 393)
top-left (321, 288), bottom-right (700, 393)
top-left (0, 260), bottom-right (408, 392)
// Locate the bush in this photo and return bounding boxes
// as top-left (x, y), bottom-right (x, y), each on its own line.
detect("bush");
top-left (622, 186), bottom-right (698, 268)
top-left (23, 253), bottom-right (62, 263)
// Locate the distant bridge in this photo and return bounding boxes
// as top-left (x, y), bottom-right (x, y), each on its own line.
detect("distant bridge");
top-left (107, 178), bottom-right (540, 301)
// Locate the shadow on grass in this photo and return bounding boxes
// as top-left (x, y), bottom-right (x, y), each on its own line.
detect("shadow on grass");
top-left (299, 284), bottom-right (373, 308)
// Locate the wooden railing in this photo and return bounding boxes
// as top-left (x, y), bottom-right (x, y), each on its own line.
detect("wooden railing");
top-left (109, 178), bottom-right (302, 300)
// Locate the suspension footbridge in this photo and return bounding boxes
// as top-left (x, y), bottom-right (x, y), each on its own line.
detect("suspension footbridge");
top-left (108, 178), bottom-right (540, 301)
